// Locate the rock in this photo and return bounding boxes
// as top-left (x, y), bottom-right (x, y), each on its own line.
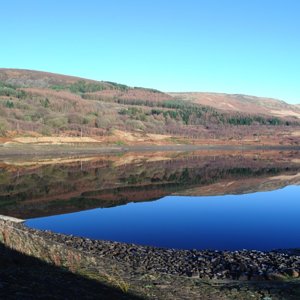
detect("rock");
top-left (251, 274), bottom-right (265, 281)
top-left (238, 274), bottom-right (249, 281)
top-left (283, 268), bottom-right (299, 278)
top-left (267, 272), bottom-right (287, 281)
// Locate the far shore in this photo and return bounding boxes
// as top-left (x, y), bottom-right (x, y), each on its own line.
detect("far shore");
top-left (0, 142), bottom-right (300, 157)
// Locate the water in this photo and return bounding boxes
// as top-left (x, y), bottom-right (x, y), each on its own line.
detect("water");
top-left (1, 150), bottom-right (300, 251)
top-left (25, 185), bottom-right (300, 251)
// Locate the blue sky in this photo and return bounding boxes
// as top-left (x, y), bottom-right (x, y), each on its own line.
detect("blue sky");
top-left (1, 0), bottom-right (299, 103)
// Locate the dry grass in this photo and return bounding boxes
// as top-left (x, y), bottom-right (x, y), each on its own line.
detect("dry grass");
top-left (13, 136), bottom-right (100, 144)
top-left (169, 92), bottom-right (300, 119)
top-left (78, 268), bottom-right (130, 293)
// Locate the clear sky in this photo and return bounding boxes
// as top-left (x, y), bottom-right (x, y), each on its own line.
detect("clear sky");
top-left (1, 0), bottom-right (299, 103)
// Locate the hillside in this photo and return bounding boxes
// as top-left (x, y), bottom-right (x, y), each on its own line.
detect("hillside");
top-left (1, 68), bottom-right (300, 146)
top-left (169, 92), bottom-right (300, 119)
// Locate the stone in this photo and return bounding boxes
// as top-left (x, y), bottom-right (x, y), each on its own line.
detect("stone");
top-left (283, 268), bottom-right (299, 278)
top-left (186, 270), bottom-right (199, 278)
top-left (239, 274), bottom-right (249, 281)
top-left (267, 272), bottom-right (287, 281)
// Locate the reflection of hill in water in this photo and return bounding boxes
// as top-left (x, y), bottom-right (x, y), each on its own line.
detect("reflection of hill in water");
top-left (0, 151), bottom-right (299, 219)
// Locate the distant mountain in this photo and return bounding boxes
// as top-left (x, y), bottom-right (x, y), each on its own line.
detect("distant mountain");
top-left (0, 69), bottom-right (300, 145)
top-left (169, 92), bottom-right (300, 119)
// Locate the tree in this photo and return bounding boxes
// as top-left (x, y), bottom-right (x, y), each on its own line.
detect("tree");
top-left (5, 100), bottom-right (14, 108)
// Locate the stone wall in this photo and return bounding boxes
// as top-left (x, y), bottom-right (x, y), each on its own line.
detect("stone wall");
top-left (0, 216), bottom-right (202, 299)
top-left (0, 216), bottom-right (145, 296)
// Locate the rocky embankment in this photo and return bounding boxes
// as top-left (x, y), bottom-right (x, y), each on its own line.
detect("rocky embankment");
top-left (19, 223), bottom-right (300, 281)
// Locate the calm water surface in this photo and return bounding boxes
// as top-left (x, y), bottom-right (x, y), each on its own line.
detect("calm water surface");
top-left (26, 185), bottom-right (300, 251)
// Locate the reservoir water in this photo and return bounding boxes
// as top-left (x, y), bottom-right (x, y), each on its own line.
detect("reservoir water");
top-left (1, 150), bottom-right (299, 251)
top-left (26, 186), bottom-right (300, 251)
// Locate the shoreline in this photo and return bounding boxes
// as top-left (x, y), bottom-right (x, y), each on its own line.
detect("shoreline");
top-left (1, 216), bottom-right (299, 282)
top-left (1, 217), bottom-right (300, 299)
top-left (1, 143), bottom-right (300, 157)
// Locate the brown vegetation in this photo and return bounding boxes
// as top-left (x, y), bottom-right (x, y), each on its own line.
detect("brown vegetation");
top-left (1, 69), bottom-right (300, 146)
top-left (169, 92), bottom-right (300, 119)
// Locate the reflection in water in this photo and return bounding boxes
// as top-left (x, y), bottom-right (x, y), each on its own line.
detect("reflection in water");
top-left (0, 150), bottom-right (299, 219)
top-left (26, 186), bottom-right (300, 251)
top-left (1, 150), bottom-right (300, 250)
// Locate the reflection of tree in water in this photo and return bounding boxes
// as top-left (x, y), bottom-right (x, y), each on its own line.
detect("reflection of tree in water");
top-left (0, 152), bottom-right (299, 218)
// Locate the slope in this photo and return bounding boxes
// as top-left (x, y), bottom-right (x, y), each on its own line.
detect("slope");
top-left (169, 92), bottom-right (300, 119)
top-left (0, 69), bottom-right (300, 146)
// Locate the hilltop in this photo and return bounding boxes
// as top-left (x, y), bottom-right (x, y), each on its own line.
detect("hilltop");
top-left (0, 68), bottom-right (300, 146)
top-left (169, 92), bottom-right (300, 119)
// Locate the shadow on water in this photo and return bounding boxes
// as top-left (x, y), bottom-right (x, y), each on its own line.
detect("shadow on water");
top-left (0, 243), bottom-right (144, 300)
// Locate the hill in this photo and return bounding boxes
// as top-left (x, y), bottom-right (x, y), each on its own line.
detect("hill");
top-left (169, 92), bottom-right (300, 119)
top-left (0, 68), bottom-right (300, 146)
